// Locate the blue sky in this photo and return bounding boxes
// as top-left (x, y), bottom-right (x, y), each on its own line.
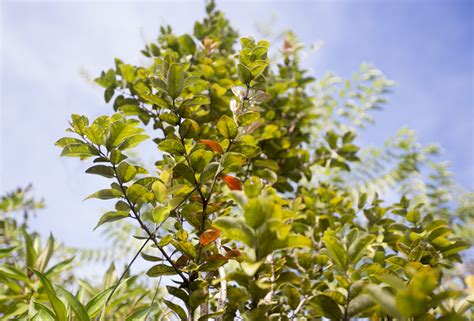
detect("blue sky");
top-left (1, 0), bottom-right (473, 252)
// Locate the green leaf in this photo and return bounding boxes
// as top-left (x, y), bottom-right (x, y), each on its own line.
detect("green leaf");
top-left (167, 64), bottom-right (185, 99)
top-left (94, 211), bottom-right (129, 230)
top-left (358, 193), bottom-right (368, 209)
top-left (85, 189), bottom-right (122, 200)
top-left (143, 93), bottom-right (170, 108)
top-left (395, 289), bottom-right (429, 317)
top-left (32, 303), bottom-right (56, 321)
top-left (33, 270), bottom-right (68, 321)
top-left (287, 235), bottom-right (312, 248)
top-left (160, 112), bottom-right (180, 126)
top-left (151, 206), bottom-right (170, 224)
top-left (126, 184), bottom-right (152, 204)
top-left (179, 119), bottom-right (200, 138)
top-left (347, 234), bottom-right (376, 264)
top-left (173, 163), bottom-right (195, 184)
top-left (104, 87), bottom-right (114, 102)
top-left (222, 152), bottom-right (246, 172)
top-left (198, 311), bottom-right (225, 321)
top-left (166, 286), bottom-right (189, 305)
top-left (406, 209), bottom-right (421, 224)
top-left (116, 162), bottom-right (138, 183)
top-left (213, 217), bottom-right (254, 247)
top-left (124, 307), bottom-right (151, 321)
top-left (0, 246), bottom-right (17, 259)
top-left (0, 264), bottom-right (30, 283)
top-left (237, 63), bottom-right (252, 83)
top-left (84, 116), bottom-right (109, 145)
top-left (61, 144), bottom-right (98, 158)
top-left (216, 115), bottom-right (238, 139)
top-left (347, 294), bottom-right (375, 317)
top-left (189, 289), bottom-right (208, 310)
top-left (254, 159), bottom-right (279, 171)
top-left (441, 240), bottom-right (470, 257)
top-left (241, 261), bottom-right (263, 276)
top-left (57, 286), bottom-right (91, 321)
top-left (55, 137), bottom-right (84, 148)
top-left (22, 228), bottom-right (37, 268)
top-left (200, 162), bottom-right (220, 184)
top-left (164, 300), bottom-right (187, 321)
top-left (310, 294), bottom-right (342, 319)
top-left (70, 114), bottom-right (89, 135)
top-left (232, 144), bottom-right (261, 158)
top-left (237, 111), bottom-right (260, 126)
top-left (85, 287), bottom-right (113, 318)
top-left (178, 34), bottom-right (196, 55)
top-left (118, 134), bottom-right (149, 151)
top-left (181, 95), bottom-right (210, 107)
top-left (85, 165), bottom-right (115, 178)
top-left (251, 61), bottom-right (268, 77)
top-left (115, 200), bottom-right (130, 211)
top-left (146, 264), bottom-right (177, 277)
top-left (106, 120), bottom-right (144, 149)
top-left (243, 198), bottom-right (271, 229)
top-left (365, 285), bottom-right (402, 318)
top-left (151, 180), bottom-right (167, 203)
top-left (171, 239), bottom-right (197, 259)
top-left (110, 149), bottom-right (127, 164)
top-left (35, 233), bottom-right (55, 273)
top-left (322, 234), bottom-right (348, 269)
top-left (158, 139), bottom-right (185, 155)
top-left (119, 64), bottom-right (136, 83)
top-left (325, 130), bottom-right (338, 149)
top-left (190, 149), bottom-right (213, 173)
top-left (141, 252), bottom-right (162, 262)
top-left (44, 257), bottom-right (74, 277)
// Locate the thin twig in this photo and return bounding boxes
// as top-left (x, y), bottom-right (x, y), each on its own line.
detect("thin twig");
top-left (105, 237), bottom-right (151, 305)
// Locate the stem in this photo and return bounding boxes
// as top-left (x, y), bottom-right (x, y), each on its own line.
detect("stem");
top-left (263, 254), bottom-right (275, 304)
top-left (106, 237), bottom-right (150, 305)
top-left (144, 280), bottom-right (162, 320)
top-left (109, 161), bottom-right (189, 285)
top-left (292, 295), bottom-right (308, 319)
top-left (215, 238), bottom-right (227, 321)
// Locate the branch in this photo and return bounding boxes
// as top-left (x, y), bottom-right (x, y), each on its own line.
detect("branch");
top-left (109, 162), bottom-right (189, 285)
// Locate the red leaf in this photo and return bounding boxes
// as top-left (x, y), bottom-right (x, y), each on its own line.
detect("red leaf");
top-left (221, 175), bottom-right (243, 191)
top-left (199, 228), bottom-right (222, 245)
top-left (206, 253), bottom-right (227, 261)
top-left (200, 139), bottom-right (224, 154)
top-left (225, 248), bottom-right (242, 259)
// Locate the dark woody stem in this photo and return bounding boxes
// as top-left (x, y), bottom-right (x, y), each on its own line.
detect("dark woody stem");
top-left (98, 146), bottom-right (189, 286)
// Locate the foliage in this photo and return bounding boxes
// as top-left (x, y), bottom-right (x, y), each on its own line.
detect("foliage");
top-left (0, 187), bottom-right (167, 320)
top-left (1, 1), bottom-right (472, 320)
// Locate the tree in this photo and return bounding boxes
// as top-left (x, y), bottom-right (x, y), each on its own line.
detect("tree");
top-left (1, 1), bottom-right (472, 320)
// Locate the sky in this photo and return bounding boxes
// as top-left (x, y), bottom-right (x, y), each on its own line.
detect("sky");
top-left (1, 0), bottom-right (473, 256)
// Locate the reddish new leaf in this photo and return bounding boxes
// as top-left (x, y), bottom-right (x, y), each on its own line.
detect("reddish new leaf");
top-left (199, 228), bottom-right (222, 245)
top-left (206, 253), bottom-right (227, 261)
top-left (221, 175), bottom-right (243, 191)
top-left (225, 248), bottom-right (242, 259)
top-left (200, 139), bottom-right (224, 154)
